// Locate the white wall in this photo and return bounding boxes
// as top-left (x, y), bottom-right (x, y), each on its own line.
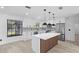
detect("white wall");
top-left (65, 17), bottom-right (75, 41)
top-left (0, 13), bottom-right (36, 45)
top-left (72, 14), bottom-right (79, 35)
top-left (23, 18), bottom-right (39, 27)
top-left (65, 14), bottom-right (79, 41)
top-left (75, 24), bottom-right (79, 34)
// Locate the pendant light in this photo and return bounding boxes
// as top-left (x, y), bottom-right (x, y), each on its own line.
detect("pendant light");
top-left (48, 23), bottom-right (51, 26)
top-left (44, 9), bottom-right (46, 21)
top-left (43, 9), bottom-right (47, 25)
top-left (48, 12), bottom-right (52, 26)
top-left (43, 23), bottom-right (47, 25)
top-left (48, 12), bottom-right (51, 20)
top-left (52, 13), bottom-right (55, 26)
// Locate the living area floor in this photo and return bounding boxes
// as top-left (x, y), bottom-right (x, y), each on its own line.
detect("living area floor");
top-left (0, 40), bottom-right (79, 53)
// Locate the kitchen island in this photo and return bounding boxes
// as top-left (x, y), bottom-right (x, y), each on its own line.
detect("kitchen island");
top-left (32, 32), bottom-right (60, 53)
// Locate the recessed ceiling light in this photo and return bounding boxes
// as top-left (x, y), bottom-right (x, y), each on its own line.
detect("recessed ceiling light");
top-left (1, 6), bottom-right (4, 9)
top-left (25, 13), bottom-right (29, 15)
top-left (58, 7), bottom-right (63, 10)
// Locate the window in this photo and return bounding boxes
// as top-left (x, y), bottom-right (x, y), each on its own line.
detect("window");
top-left (7, 19), bottom-right (23, 37)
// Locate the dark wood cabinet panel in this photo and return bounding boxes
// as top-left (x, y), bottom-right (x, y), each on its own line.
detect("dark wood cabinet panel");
top-left (40, 36), bottom-right (58, 53)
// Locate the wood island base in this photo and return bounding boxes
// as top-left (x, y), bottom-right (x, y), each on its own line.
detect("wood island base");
top-left (40, 36), bottom-right (58, 53)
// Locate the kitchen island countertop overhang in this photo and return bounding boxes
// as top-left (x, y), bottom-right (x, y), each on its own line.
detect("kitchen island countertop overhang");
top-left (32, 32), bottom-right (60, 40)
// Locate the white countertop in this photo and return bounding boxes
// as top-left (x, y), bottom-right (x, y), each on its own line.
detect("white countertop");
top-left (32, 32), bottom-right (60, 40)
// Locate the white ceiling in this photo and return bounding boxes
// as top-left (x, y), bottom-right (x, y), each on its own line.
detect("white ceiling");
top-left (0, 6), bottom-right (79, 20)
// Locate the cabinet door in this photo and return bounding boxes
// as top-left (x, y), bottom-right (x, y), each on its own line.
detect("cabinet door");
top-left (40, 39), bottom-right (46, 53)
top-left (45, 36), bottom-right (58, 51)
top-left (40, 36), bottom-right (58, 53)
top-left (40, 39), bottom-right (52, 53)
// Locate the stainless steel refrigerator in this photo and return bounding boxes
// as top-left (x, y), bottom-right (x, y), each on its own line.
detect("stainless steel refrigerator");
top-left (55, 23), bottom-right (65, 41)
